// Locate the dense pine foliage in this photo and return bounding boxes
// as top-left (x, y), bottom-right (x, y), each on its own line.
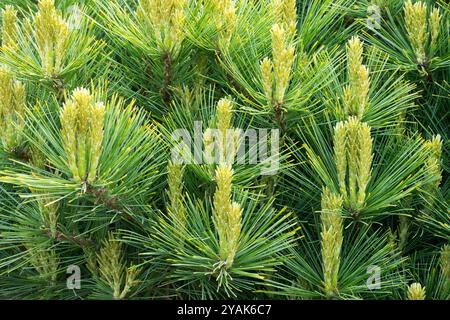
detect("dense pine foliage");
top-left (0, 0), bottom-right (448, 300)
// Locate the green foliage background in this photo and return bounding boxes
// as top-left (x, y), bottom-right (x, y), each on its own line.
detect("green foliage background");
top-left (0, 0), bottom-right (448, 300)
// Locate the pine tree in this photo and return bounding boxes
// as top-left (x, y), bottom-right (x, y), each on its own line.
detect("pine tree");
top-left (0, 0), bottom-right (448, 300)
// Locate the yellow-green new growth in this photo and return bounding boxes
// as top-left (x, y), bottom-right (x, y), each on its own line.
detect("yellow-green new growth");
top-left (213, 164), bottom-right (241, 269)
top-left (167, 161), bottom-right (186, 227)
top-left (213, 165), bottom-right (233, 248)
top-left (404, 0), bottom-right (443, 64)
top-left (217, 98), bottom-right (233, 137)
top-left (407, 282), bottom-right (426, 300)
top-left (261, 57), bottom-right (274, 102)
top-left (0, 67), bottom-right (26, 151)
top-left (345, 36), bottom-right (370, 119)
top-left (333, 117), bottom-right (373, 211)
top-left (211, 0), bottom-right (237, 44)
top-left (423, 134), bottom-right (442, 189)
top-left (36, 195), bottom-right (59, 238)
top-left (271, 0), bottom-right (297, 38)
top-left (28, 245), bottom-right (59, 283)
top-left (97, 233), bottom-right (140, 300)
top-left (430, 8), bottom-right (441, 48)
top-left (404, 1), bottom-right (442, 62)
top-left (272, 24), bottom-right (295, 105)
top-left (226, 202), bottom-right (243, 268)
top-left (137, 0), bottom-right (186, 51)
top-left (60, 88), bottom-right (105, 183)
top-left (356, 121), bottom-right (372, 208)
top-left (320, 188), bottom-right (343, 297)
top-left (1, 5), bottom-right (18, 49)
top-left (334, 122), bottom-right (347, 199)
top-left (261, 24), bottom-right (295, 106)
top-left (404, 0), bottom-right (427, 64)
top-left (204, 98), bottom-right (238, 165)
top-left (35, 0), bottom-right (70, 77)
top-left (217, 98), bottom-right (238, 164)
